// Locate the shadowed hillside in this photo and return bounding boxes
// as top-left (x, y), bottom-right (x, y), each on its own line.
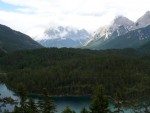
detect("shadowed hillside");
top-left (0, 24), bottom-right (42, 52)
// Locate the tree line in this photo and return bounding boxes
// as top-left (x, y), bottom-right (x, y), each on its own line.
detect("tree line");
top-left (0, 48), bottom-right (149, 100)
top-left (0, 84), bottom-right (149, 113)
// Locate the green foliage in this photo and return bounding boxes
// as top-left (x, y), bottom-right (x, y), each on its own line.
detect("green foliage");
top-left (27, 98), bottom-right (38, 113)
top-left (61, 106), bottom-right (76, 113)
top-left (16, 83), bottom-right (28, 113)
top-left (17, 83), bottom-right (28, 104)
top-left (0, 49), bottom-right (6, 57)
top-left (39, 88), bottom-right (56, 113)
top-left (1, 82), bottom-right (149, 113)
top-left (6, 85), bottom-right (56, 113)
top-left (0, 48), bottom-right (150, 99)
top-left (90, 86), bottom-right (109, 113)
top-left (112, 92), bottom-right (124, 113)
top-left (0, 24), bottom-right (42, 52)
top-left (80, 107), bottom-right (89, 113)
top-left (12, 106), bottom-right (22, 113)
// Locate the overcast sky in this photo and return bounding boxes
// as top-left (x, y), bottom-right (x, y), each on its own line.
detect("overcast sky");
top-left (0, 0), bottom-right (150, 38)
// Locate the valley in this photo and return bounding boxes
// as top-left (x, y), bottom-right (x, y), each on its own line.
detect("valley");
top-left (84, 11), bottom-right (150, 51)
top-left (0, 8), bottom-right (150, 113)
top-left (0, 48), bottom-right (149, 113)
top-left (0, 48), bottom-right (149, 99)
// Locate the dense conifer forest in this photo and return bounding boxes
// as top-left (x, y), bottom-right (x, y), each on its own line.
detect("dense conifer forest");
top-left (0, 48), bottom-right (149, 101)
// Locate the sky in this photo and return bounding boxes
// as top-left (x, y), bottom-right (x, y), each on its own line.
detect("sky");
top-left (0, 0), bottom-right (150, 39)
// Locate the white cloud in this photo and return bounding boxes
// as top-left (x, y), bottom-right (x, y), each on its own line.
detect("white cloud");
top-left (0, 0), bottom-right (150, 39)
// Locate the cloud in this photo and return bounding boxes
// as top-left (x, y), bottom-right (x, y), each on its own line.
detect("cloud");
top-left (0, 0), bottom-right (150, 39)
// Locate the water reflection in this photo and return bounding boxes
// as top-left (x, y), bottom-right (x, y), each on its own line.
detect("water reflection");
top-left (0, 84), bottom-right (133, 113)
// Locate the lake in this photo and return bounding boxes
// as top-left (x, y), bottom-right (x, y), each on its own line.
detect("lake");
top-left (0, 84), bottom-right (90, 113)
top-left (0, 84), bottom-right (132, 113)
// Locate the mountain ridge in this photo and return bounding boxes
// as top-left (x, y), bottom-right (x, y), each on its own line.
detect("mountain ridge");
top-left (35, 25), bottom-right (91, 48)
top-left (133, 11), bottom-right (150, 29)
top-left (84, 16), bottom-right (134, 46)
top-left (84, 11), bottom-right (150, 50)
top-left (0, 24), bottom-right (42, 52)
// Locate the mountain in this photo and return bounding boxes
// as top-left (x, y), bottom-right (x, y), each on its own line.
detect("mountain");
top-left (84, 16), bottom-right (134, 47)
top-left (84, 11), bottom-right (150, 50)
top-left (0, 24), bottom-right (42, 52)
top-left (138, 40), bottom-right (150, 52)
top-left (0, 48), bottom-right (5, 57)
top-left (133, 11), bottom-right (150, 29)
top-left (86, 25), bottom-right (150, 50)
top-left (35, 26), bottom-right (91, 48)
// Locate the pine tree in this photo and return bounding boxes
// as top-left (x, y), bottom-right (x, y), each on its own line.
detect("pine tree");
top-left (12, 106), bottom-right (20, 113)
top-left (39, 88), bottom-right (56, 113)
top-left (113, 92), bottom-right (124, 113)
top-left (61, 106), bottom-right (76, 113)
top-left (15, 83), bottom-right (28, 113)
top-left (89, 85), bottom-right (109, 113)
top-left (80, 107), bottom-right (89, 113)
top-left (27, 98), bottom-right (39, 113)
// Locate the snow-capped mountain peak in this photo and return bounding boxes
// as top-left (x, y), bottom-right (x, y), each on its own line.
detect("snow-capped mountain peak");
top-left (133, 11), bottom-right (150, 29)
top-left (110, 16), bottom-right (134, 30)
top-left (39, 26), bottom-right (89, 41)
top-left (35, 25), bottom-right (91, 48)
top-left (84, 11), bottom-right (150, 50)
top-left (84, 16), bottom-right (134, 46)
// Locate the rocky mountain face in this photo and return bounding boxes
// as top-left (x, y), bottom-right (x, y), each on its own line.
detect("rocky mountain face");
top-left (133, 11), bottom-right (150, 29)
top-left (89, 25), bottom-right (150, 49)
top-left (84, 11), bottom-right (150, 50)
top-left (0, 24), bottom-right (42, 52)
top-left (84, 16), bottom-right (134, 46)
top-left (36, 26), bottom-right (91, 48)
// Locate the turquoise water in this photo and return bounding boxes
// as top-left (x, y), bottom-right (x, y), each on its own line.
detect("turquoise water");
top-left (0, 84), bottom-right (132, 113)
top-left (0, 84), bottom-right (18, 112)
top-left (52, 96), bottom-right (90, 113)
top-left (0, 84), bottom-right (90, 113)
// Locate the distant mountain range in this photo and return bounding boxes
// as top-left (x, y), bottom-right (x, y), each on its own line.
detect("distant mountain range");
top-left (0, 24), bottom-right (42, 52)
top-left (84, 11), bottom-right (150, 51)
top-left (1, 11), bottom-right (150, 52)
top-left (34, 26), bottom-right (91, 48)
top-left (85, 25), bottom-right (150, 49)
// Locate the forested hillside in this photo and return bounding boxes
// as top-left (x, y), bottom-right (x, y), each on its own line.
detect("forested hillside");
top-left (0, 48), bottom-right (149, 100)
top-left (0, 24), bottom-right (42, 52)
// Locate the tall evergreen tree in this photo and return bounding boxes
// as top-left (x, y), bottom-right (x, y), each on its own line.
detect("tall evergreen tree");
top-left (39, 88), bottom-right (56, 113)
top-left (112, 92), bottom-right (124, 113)
top-left (80, 107), bottom-right (89, 113)
top-left (90, 85), bottom-right (109, 113)
top-left (12, 106), bottom-right (20, 113)
top-left (27, 98), bottom-right (39, 113)
top-left (15, 83), bottom-right (28, 113)
top-left (61, 106), bottom-right (76, 113)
